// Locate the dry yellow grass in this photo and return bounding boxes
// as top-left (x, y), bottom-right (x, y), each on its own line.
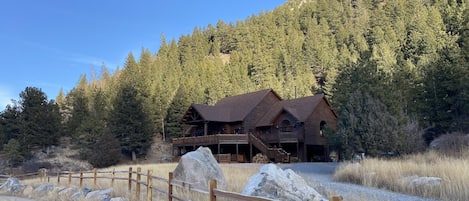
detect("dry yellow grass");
top-left (21, 163), bottom-right (261, 201)
top-left (334, 150), bottom-right (469, 201)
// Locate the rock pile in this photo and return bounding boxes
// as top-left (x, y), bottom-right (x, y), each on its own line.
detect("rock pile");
top-left (0, 177), bottom-right (127, 201)
top-left (252, 153), bottom-right (269, 163)
top-left (242, 164), bottom-right (327, 201)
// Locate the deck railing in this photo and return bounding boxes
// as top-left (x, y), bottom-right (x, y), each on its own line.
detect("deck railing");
top-left (172, 134), bottom-right (249, 146)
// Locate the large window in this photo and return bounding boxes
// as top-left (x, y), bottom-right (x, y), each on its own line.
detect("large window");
top-left (279, 120), bottom-right (293, 132)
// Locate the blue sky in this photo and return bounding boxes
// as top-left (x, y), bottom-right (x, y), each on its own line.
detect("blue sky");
top-left (0, 1), bottom-right (285, 109)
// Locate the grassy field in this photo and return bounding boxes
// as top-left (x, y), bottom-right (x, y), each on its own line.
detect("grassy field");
top-left (22, 163), bottom-right (262, 201)
top-left (334, 150), bottom-right (469, 201)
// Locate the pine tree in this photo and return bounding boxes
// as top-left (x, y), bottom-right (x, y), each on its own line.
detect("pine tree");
top-left (18, 87), bottom-right (60, 152)
top-left (4, 139), bottom-right (23, 167)
top-left (109, 84), bottom-right (153, 160)
top-left (66, 88), bottom-right (90, 139)
top-left (0, 104), bottom-right (21, 145)
top-left (331, 91), bottom-right (399, 158)
top-left (165, 85), bottom-right (191, 139)
top-left (418, 47), bottom-right (469, 143)
top-left (88, 130), bottom-right (121, 168)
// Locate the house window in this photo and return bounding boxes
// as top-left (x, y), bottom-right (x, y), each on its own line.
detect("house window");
top-left (279, 120), bottom-right (293, 132)
top-left (320, 121), bottom-right (327, 136)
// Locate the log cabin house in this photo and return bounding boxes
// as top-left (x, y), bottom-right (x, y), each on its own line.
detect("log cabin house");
top-left (172, 88), bottom-right (337, 163)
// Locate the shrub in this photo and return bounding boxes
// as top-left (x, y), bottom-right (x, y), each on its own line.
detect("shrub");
top-left (429, 132), bottom-right (469, 157)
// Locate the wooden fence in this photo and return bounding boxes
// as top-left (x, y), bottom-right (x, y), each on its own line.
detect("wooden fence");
top-left (0, 168), bottom-right (49, 183)
top-left (1, 168), bottom-right (342, 201)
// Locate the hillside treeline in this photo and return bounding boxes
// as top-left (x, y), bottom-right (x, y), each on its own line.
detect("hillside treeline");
top-left (1, 0), bottom-right (468, 165)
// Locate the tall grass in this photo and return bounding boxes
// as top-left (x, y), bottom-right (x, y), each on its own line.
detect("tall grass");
top-left (334, 151), bottom-right (469, 201)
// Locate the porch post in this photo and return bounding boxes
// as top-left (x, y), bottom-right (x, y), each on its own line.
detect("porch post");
top-left (296, 142), bottom-right (299, 159)
top-left (250, 142), bottom-right (253, 162)
top-left (304, 143), bottom-right (307, 162)
top-left (204, 121), bottom-right (208, 136)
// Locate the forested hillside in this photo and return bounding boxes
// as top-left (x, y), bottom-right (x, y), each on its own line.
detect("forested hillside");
top-left (1, 0), bottom-right (468, 165)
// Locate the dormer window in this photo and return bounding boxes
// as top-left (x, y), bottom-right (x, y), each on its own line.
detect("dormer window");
top-left (280, 120), bottom-right (293, 132)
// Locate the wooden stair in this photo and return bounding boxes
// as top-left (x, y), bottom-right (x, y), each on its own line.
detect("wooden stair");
top-left (248, 134), bottom-right (290, 163)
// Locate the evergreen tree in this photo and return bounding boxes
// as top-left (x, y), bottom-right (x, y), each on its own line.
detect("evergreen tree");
top-left (165, 85), bottom-right (191, 139)
top-left (331, 91), bottom-right (399, 158)
top-left (418, 47), bottom-right (469, 143)
top-left (4, 139), bottom-right (23, 167)
top-left (0, 104), bottom-right (21, 145)
top-left (66, 88), bottom-right (90, 139)
top-left (18, 87), bottom-right (60, 152)
top-left (88, 130), bottom-right (121, 167)
top-left (109, 84), bottom-right (153, 160)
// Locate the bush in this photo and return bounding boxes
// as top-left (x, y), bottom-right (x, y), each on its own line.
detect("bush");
top-left (429, 132), bottom-right (469, 157)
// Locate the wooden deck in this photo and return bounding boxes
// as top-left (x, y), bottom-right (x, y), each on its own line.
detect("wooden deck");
top-left (172, 134), bottom-right (249, 146)
top-left (172, 134), bottom-right (290, 163)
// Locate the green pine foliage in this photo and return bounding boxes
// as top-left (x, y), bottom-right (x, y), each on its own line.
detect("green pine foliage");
top-left (2, 0), bottom-right (467, 166)
top-left (108, 83), bottom-right (153, 159)
top-left (4, 139), bottom-right (23, 167)
top-left (18, 87), bottom-right (61, 151)
top-left (88, 130), bottom-right (121, 168)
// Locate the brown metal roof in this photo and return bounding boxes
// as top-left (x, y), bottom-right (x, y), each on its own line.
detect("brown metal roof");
top-left (182, 89), bottom-right (332, 126)
top-left (191, 103), bottom-right (232, 122)
top-left (256, 94), bottom-right (325, 127)
top-left (184, 89), bottom-right (280, 123)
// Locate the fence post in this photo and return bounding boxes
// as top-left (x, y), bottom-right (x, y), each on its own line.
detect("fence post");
top-left (209, 179), bottom-right (217, 201)
top-left (147, 170), bottom-right (152, 201)
top-left (47, 169), bottom-right (50, 183)
top-left (136, 167), bottom-right (141, 199)
top-left (68, 168), bottom-right (72, 186)
top-left (111, 168), bottom-right (115, 188)
top-left (57, 169), bottom-right (60, 184)
top-left (128, 167), bottom-right (133, 192)
top-left (93, 168), bottom-right (97, 187)
top-left (168, 172), bottom-right (173, 201)
top-left (79, 169), bottom-right (83, 188)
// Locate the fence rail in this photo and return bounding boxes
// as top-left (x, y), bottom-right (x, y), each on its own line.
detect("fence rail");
top-left (1, 167), bottom-right (342, 201)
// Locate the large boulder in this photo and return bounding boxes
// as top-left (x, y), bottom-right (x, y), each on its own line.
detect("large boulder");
top-left (173, 146), bottom-right (226, 190)
top-left (242, 164), bottom-right (327, 201)
top-left (0, 177), bottom-right (25, 193)
top-left (58, 187), bottom-right (79, 199)
top-left (33, 183), bottom-right (55, 196)
top-left (85, 188), bottom-right (113, 201)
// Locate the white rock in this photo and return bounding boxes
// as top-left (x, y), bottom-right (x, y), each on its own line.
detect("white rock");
top-left (85, 187), bottom-right (113, 201)
top-left (173, 146), bottom-right (226, 190)
top-left (0, 178), bottom-right (25, 193)
top-left (400, 175), bottom-right (443, 188)
top-left (58, 187), bottom-right (79, 198)
top-left (411, 176), bottom-right (442, 187)
top-left (110, 197), bottom-right (128, 201)
top-left (242, 164), bottom-right (327, 201)
top-left (33, 184), bottom-right (55, 196)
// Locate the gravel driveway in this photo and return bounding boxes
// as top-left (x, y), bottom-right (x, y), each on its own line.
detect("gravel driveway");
top-left (278, 162), bottom-right (438, 201)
